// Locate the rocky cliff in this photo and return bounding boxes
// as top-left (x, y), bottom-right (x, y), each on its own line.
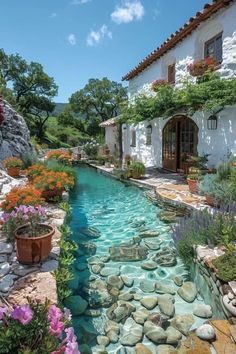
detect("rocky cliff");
top-left (0, 100), bottom-right (32, 160)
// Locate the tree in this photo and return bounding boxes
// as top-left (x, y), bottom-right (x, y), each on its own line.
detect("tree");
top-left (69, 78), bottom-right (127, 122)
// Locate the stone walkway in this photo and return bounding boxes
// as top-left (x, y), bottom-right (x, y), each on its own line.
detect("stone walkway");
top-left (90, 165), bottom-right (207, 211)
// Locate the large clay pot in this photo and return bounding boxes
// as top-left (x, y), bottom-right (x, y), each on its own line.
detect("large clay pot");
top-left (7, 167), bottom-right (20, 178)
top-left (15, 223), bottom-right (55, 264)
top-left (41, 189), bottom-right (63, 202)
top-left (187, 178), bottom-right (198, 194)
top-left (131, 170), bottom-right (142, 179)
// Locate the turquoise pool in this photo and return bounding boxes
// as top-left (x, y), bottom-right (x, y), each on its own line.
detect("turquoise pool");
top-left (67, 165), bottom-right (206, 353)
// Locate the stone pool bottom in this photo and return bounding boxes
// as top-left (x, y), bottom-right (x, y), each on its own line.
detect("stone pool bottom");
top-left (65, 165), bottom-right (214, 354)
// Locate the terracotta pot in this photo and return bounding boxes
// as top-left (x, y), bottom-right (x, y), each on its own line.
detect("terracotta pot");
top-left (104, 149), bottom-right (110, 156)
top-left (231, 162), bottom-right (236, 167)
top-left (205, 194), bottom-right (215, 206)
top-left (41, 189), bottom-right (63, 201)
top-left (131, 171), bottom-right (142, 179)
top-left (15, 223), bottom-right (55, 264)
top-left (7, 167), bottom-right (21, 178)
top-left (187, 178), bottom-right (198, 193)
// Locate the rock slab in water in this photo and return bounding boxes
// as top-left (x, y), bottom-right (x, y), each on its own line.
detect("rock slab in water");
top-left (107, 301), bottom-right (136, 323)
top-left (109, 245), bottom-right (148, 262)
top-left (158, 295), bottom-right (175, 318)
top-left (153, 247), bottom-right (177, 267)
top-left (84, 279), bottom-right (117, 308)
top-left (170, 315), bottom-right (194, 336)
top-left (107, 275), bottom-right (124, 290)
top-left (139, 230), bottom-right (160, 238)
top-left (177, 282), bottom-right (197, 303)
top-left (141, 261), bottom-right (158, 270)
top-left (196, 324), bottom-right (215, 340)
top-left (121, 276), bottom-right (134, 287)
top-left (193, 304), bottom-right (212, 318)
top-left (120, 318), bottom-right (143, 346)
top-left (143, 321), bottom-right (167, 344)
top-left (139, 280), bottom-right (156, 293)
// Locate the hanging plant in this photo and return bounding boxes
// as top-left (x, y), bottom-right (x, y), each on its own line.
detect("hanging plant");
top-left (152, 79), bottom-right (169, 92)
top-left (187, 57), bottom-right (216, 77)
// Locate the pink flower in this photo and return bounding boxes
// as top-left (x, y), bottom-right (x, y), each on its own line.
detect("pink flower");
top-left (48, 305), bottom-right (62, 322)
top-left (0, 306), bottom-right (7, 320)
top-left (11, 304), bottom-right (33, 325)
top-left (65, 327), bottom-right (76, 343)
top-left (49, 318), bottom-right (65, 338)
top-left (65, 341), bottom-right (80, 354)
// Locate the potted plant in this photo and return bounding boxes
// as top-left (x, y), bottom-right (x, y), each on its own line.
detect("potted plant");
top-left (129, 162), bottom-right (146, 179)
top-left (33, 171), bottom-right (75, 201)
top-left (2, 205), bottom-right (54, 264)
top-left (3, 157), bottom-right (24, 178)
top-left (0, 299), bottom-right (80, 353)
top-left (187, 57), bottom-right (216, 77)
top-left (186, 154), bottom-right (210, 175)
top-left (187, 174), bottom-right (199, 193)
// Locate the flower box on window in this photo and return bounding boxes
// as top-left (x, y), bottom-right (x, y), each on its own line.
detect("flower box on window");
top-left (187, 57), bottom-right (216, 77)
top-left (152, 79), bottom-right (169, 92)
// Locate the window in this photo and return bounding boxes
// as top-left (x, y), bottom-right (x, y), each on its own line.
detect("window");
top-left (168, 63), bottom-right (176, 84)
top-left (146, 125), bottom-right (152, 145)
top-left (204, 33), bottom-right (223, 64)
top-left (131, 130), bottom-right (136, 147)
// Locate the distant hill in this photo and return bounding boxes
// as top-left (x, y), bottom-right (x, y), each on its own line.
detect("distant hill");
top-left (53, 103), bottom-right (67, 116)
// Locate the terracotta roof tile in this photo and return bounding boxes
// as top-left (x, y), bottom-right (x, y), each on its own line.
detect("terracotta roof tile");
top-left (122, 0), bottom-right (234, 81)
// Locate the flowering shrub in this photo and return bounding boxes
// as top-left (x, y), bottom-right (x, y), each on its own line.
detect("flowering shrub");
top-left (83, 139), bottom-right (99, 157)
top-left (46, 150), bottom-right (72, 163)
top-left (2, 157), bottom-right (24, 168)
top-left (0, 186), bottom-right (45, 212)
top-left (33, 171), bottom-right (75, 192)
top-left (187, 57), bottom-right (216, 77)
top-left (1, 205), bottom-right (47, 240)
top-left (23, 164), bottom-right (47, 180)
top-left (0, 299), bottom-right (80, 354)
top-left (152, 79), bottom-right (169, 91)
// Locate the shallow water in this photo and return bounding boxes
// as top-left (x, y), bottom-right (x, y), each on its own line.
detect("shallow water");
top-left (68, 165), bottom-right (206, 353)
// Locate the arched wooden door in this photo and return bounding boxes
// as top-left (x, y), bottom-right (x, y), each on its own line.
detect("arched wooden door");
top-left (162, 116), bottom-right (198, 172)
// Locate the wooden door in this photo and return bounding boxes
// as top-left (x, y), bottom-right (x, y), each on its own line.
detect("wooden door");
top-left (162, 116), bottom-right (198, 172)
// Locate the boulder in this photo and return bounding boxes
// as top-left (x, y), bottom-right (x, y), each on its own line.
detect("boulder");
top-left (140, 296), bottom-right (158, 310)
top-left (170, 315), bottom-right (195, 336)
top-left (166, 326), bottom-right (182, 344)
top-left (132, 308), bottom-right (149, 325)
top-left (177, 282), bottom-right (197, 303)
top-left (143, 321), bottom-right (167, 344)
top-left (64, 295), bottom-right (88, 316)
top-left (120, 318), bottom-right (143, 346)
top-left (109, 245), bottom-right (148, 262)
top-left (196, 324), bottom-right (215, 341)
top-left (157, 295), bottom-right (175, 318)
top-left (193, 304), bottom-right (212, 318)
top-left (107, 301), bottom-right (136, 323)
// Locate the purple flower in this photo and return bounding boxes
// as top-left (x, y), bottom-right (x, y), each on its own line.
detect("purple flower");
top-left (63, 308), bottom-right (72, 322)
top-left (49, 318), bottom-right (65, 338)
top-left (48, 305), bottom-right (62, 322)
top-left (65, 327), bottom-right (76, 343)
top-left (65, 341), bottom-right (80, 354)
top-left (11, 304), bottom-right (33, 325)
top-left (0, 306), bottom-right (7, 320)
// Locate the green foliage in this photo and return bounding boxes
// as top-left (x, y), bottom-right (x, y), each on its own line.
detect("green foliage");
top-left (129, 162), bottom-right (145, 176)
top-left (21, 151), bottom-right (39, 168)
top-left (213, 250), bottom-right (236, 282)
top-left (59, 202), bottom-right (72, 217)
top-left (54, 224), bottom-right (77, 303)
top-left (121, 72), bottom-right (236, 124)
top-left (43, 159), bottom-right (77, 181)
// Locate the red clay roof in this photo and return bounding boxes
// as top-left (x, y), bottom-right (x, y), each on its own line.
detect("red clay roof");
top-left (122, 0), bottom-right (234, 81)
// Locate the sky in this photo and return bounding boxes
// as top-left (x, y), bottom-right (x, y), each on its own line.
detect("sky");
top-left (0, 0), bottom-right (208, 102)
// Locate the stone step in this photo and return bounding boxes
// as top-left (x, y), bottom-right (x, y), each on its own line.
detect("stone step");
top-left (209, 319), bottom-right (236, 354)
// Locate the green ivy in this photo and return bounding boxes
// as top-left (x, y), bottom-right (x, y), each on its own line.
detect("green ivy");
top-left (120, 73), bottom-right (236, 124)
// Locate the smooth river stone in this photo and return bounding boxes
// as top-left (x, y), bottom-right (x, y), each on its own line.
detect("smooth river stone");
top-left (156, 345), bottom-right (178, 354)
top-left (0, 242), bottom-right (13, 254)
top-left (156, 283), bottom-right (176, 295)
top-left (107, 301), bottom-right (136, 323)
top-left (140, 296), bottom-right (158, 310)
top-left (132, 308), bottom-right (149, 325)
top-left (166, 326), bottom-right (182, 344)
top-left (64, 295), bottom-right (88, 316)
top-left (109, 245), bottom-right (148, 261)
top-left (107, 275), bottom-right (124, 290)
top-left (139, 230), bottom-right (160, 238)
top-left (139, 280), bottom-right (156, 293)
top-left (177, 282), bottom-right (197, 303)
top-left (120, 318), bottom-right (143, 346)
top-left (97, 336), bottom-right (110, 347)
top-left (100, 255), bottom-right (110, 263)
top-left (143, 321), bottom-right (167, 344)
top-left (0, 262), bottom-right (10, 277)
top-left (100, 267), bottom-right (120, 277)
top-left (170, 314), bottom-right (195, 336)
top-left (144, 239), bottom-right (162, 250)
top-left (193, 304), bottom-right (213, 318)
top-left (141, 261), bottom-right (158, 270)
top-left (84, 279), bottom-right (118, 308)
top-left (157, 295), bottom-right (175, 318)
top-left (121, 275), bottom-right (134, 287)
top-left (135, 343), bottom-right (153, 354)
top-left (153, 247), bottom-right (177, 267)
top-left (196, 324), bottom-right (216, 340)
top-left (172, 275), bottom-right (183, 287)
top-left (91, 264), bottom-right (103, 274)
top-left (118, 291), bottom-right (134, 301)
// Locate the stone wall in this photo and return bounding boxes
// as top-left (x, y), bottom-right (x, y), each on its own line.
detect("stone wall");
top-left (191, 245), bottom-right (236, 320)
top-left (0, 100), bottom-right (32, 161)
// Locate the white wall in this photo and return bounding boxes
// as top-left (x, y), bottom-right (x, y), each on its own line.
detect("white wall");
top-left (128, 3), bottom-right (236, 96)
top-left (122, 105), bottom-right (236, 168)
top-left (105, 126), bottom-right (118, 155)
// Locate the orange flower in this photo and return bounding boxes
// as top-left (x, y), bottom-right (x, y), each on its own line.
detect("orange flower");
top-left (1, 186), bottom-right (45, 212)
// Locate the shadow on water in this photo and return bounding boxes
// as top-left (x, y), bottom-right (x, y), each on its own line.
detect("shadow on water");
top-left (66, 167), bottom-right (101, 352)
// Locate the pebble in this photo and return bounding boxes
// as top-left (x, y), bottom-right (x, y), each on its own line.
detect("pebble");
top-left (121, 276), bottom-right (134, 287)
top-left (193, 304), bottom-right (213, 318)
top-left (0, 262), bottom-right (10, 277)
top-left (0, 274), bottom-right (17, 292)
top-left (141, 261), bottom-right (158, 271)
top-left (140, 296), bottom-right (158, 310)
top-left (196, 324), bottom-right (215, 341)
top-left (0, 242), bottom-right (13, 254)
top-left (41, 260), bottom-right (58, 272)
top-left (97, 336), bottom-right (110, 347)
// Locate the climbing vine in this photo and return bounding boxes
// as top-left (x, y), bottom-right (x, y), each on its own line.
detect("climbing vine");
top-left (120, 72), bottom-right (236, 124)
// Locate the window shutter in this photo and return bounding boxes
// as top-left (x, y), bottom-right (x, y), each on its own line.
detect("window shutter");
top-left (168, 64), bottom-right (175, 84)
top-left (215, 35), bottom-right (223, 63)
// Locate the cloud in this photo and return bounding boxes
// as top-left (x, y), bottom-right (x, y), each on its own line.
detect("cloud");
top-left (67, 33), bottom-right (77, 45)
top-left (111, 0), bottom-right (144, 24)
top-left (50, 12), bottom-right (57, 18)
top-left (87, 25), bottom-right (112, 47)
top-left (71, 0), bottom-right (91, 4)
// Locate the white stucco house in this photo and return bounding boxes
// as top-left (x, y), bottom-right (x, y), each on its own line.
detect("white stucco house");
top-left (102, 0), bottom-right (236, 171)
